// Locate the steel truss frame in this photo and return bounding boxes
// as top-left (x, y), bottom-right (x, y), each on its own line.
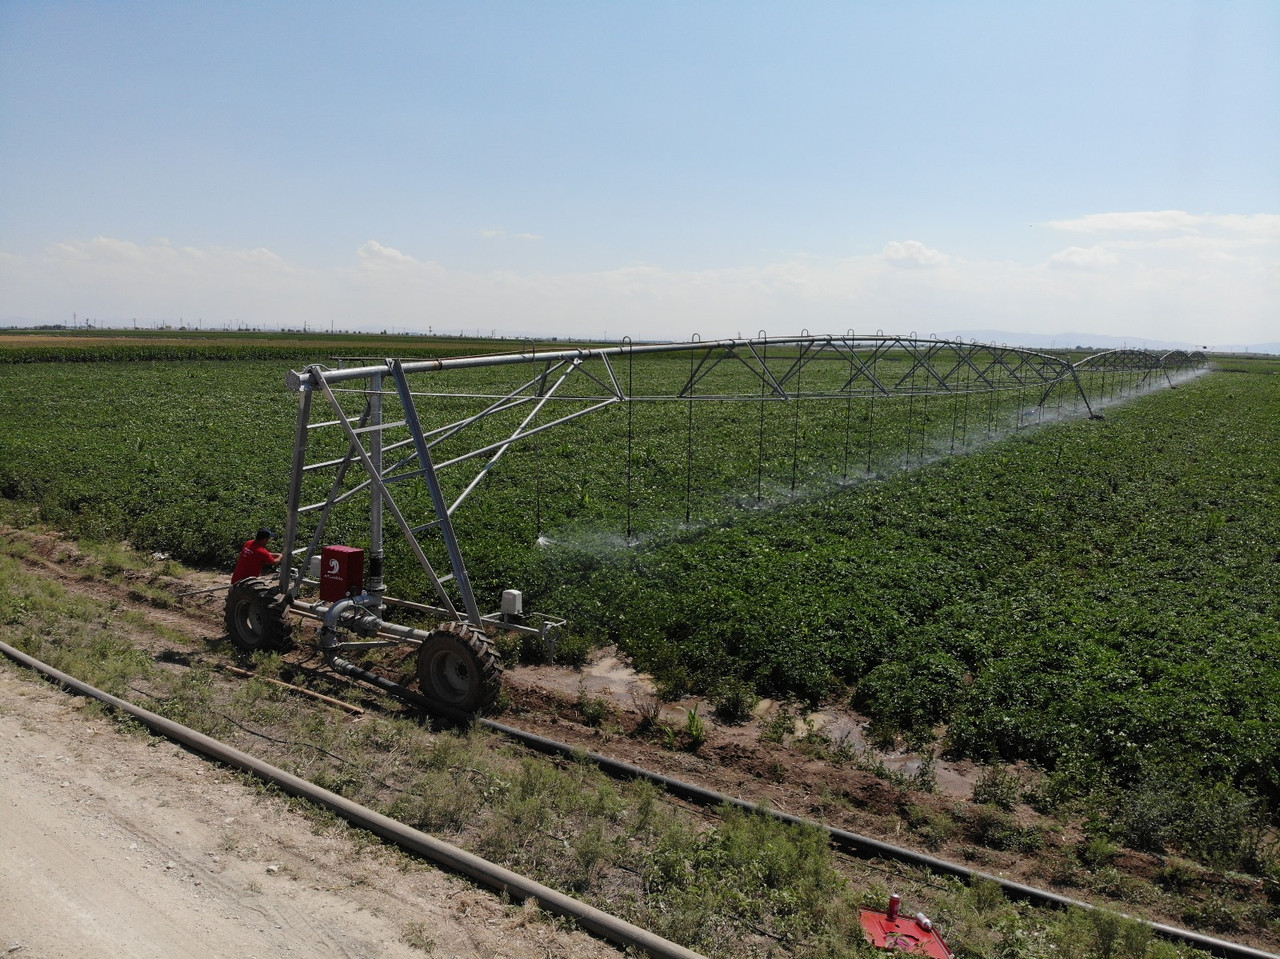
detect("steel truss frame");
top-left (279, 334), bottom-right (1205, 631)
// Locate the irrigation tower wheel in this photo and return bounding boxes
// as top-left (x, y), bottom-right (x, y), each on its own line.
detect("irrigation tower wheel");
top-left (416, 622), bottom-right (503, 712)
top-left (224, 577), bottom-right (294, 653)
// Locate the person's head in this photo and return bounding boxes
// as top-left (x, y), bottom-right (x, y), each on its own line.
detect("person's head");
top-left (255, 528), bottom-right (274, 544)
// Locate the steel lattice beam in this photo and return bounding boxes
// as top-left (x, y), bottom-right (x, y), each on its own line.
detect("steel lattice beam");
top-left (280, 335), bottom-right (1206, 614)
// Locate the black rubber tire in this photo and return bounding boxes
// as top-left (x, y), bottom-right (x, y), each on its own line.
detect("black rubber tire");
top-left (416, 623), bottom-right (503, 712)
top-left (224, 577), bottom-right (293, 653)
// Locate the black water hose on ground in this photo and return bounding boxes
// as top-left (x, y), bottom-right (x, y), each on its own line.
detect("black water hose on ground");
top-left (0, 640), bottom-right (707, 959)
top-left (475, 719), bottom-right (1278, 959)
top-left (8, 641), bottom-right (1276, 959)
top-left (328, 657), bottom-right (1280, 959)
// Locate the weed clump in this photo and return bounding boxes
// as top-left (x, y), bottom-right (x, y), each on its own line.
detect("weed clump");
top-left (971, 764), bottom-right (1023, 810)
top-left (711, 677), bottom-right (758, 725)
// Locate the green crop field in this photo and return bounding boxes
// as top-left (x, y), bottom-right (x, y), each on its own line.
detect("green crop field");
top-left (1, 332), bottom-right (1276, 875)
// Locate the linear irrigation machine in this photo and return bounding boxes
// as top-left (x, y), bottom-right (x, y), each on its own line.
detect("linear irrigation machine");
top-left (223, 334), bottom-right (1206, 713)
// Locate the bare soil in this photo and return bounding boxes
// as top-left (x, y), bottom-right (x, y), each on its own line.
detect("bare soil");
top-left (0, 664), bottom-right (622, 959)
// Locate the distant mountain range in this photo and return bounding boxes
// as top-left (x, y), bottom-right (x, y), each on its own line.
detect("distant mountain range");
top-left (937, 330), bottom-right (1280, 355)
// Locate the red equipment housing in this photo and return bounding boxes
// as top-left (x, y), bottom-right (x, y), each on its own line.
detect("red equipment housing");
top-left (320, 545), bottom-right (365, 601)
top-left (859, 894), bottom-right (954, 957)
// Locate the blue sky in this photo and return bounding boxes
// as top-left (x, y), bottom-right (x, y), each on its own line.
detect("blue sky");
top-left (2, 1), bottom-right (1277, 346)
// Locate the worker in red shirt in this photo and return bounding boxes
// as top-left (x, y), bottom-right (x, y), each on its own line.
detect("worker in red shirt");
top-left (231, 528), bottom-right (282, 584)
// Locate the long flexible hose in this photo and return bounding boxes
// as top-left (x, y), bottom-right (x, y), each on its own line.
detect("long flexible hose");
top-left (333, 655), bottom-right (1280, 959)
top-left (0, 640), bottom-right (707, 959)
top-left (5, 640), bottom-right (1276, 959)
top-left (477, 720), bottom-right (1277, 959)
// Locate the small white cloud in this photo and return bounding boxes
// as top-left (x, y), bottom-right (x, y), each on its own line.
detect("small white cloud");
top-left (1046, 211), bottom-right (1280, 238)
top-left (480, 228), bottom-right (543, 241)
top-left (1049, 245), bottom-right (1120, 269)
top-left (882, 240), bottom-right (948, 268)
top-left (358, 240), bottom-right (417, 264)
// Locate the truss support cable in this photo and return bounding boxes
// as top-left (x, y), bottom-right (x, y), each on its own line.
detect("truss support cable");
top-left (447, 367), bottom-right (574, 518)
top-left (920, 391), bottom-right (930, 466)
top-left (906, 388), bottom-right (917, 467)
top-left (949, 392), bottom-right (959, 456)
top-left (866, 394), bottom-right (875, 476)
top-left (0, 642), bottom-right (710, 959)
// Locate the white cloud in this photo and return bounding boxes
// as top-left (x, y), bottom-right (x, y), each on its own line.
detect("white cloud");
top-left (1049, 245), bottom-right (1121, 269)
top-left (882, 240), bottom-right (949, 268)
top-left (1046, 211), bottom-right (1280, 238)
top-left (358, 240), bottom-right (418, 265)
top-left (480, 229), bottom-right (544, 241)
top-left (1, 225), bottom-right (1275, 347)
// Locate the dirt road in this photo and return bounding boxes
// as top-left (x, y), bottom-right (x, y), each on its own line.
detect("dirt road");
top-left (0, 663), bottom-right (621, 959)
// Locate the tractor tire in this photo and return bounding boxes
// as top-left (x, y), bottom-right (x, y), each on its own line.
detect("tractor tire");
top-left (416, 623), bottom-right (503, 712)
top-left (224, 577), bottom-right (293, 653)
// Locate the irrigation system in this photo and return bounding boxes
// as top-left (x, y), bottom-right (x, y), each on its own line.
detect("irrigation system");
top-left (220, 334), bottom-right (1211, 709)
top-left (220, 335), bottom-right (1208, 711)
top-left (225, 334), bottom-right (1206, 712)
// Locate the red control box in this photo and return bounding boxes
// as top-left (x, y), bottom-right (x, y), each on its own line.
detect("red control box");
top-left (320, 545), bottom-right (364, 601)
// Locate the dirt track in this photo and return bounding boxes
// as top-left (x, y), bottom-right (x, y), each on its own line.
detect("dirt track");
top-left (0, 664), bottom-right (620, 959)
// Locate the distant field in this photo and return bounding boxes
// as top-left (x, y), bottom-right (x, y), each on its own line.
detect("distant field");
top-left (1207, 353), bottom-right (1280, 374)
top-left (0, 327), bottom-right (560, 363)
